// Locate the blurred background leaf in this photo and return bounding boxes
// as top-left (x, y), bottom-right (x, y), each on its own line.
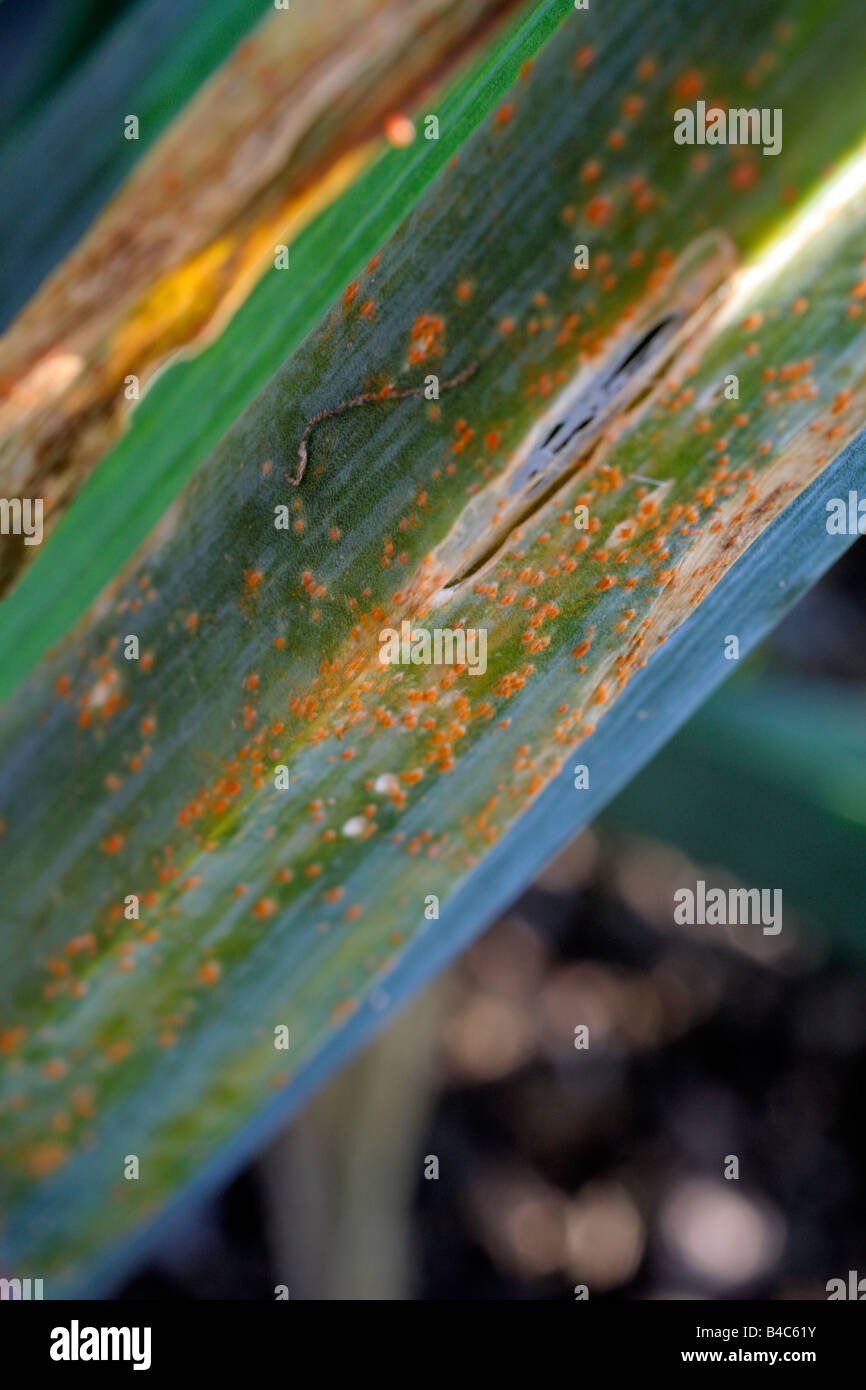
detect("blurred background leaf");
top-left (0, 0), bottom-right (139, 133)
top-left (0, 0), bottom-right (276, 330)
top-left (606, 674), bottom-right (866, 959)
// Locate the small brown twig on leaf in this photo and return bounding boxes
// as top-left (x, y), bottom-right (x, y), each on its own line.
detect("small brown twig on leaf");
top-left (289, 361), bottom-right (478, 487)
